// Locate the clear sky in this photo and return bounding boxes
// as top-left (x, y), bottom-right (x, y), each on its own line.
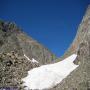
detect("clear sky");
top-left (0, 0), bottom-right (90, 57)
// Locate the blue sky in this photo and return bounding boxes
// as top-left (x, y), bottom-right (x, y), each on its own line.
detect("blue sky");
top-left (0, 0), bottom-right (90, 57)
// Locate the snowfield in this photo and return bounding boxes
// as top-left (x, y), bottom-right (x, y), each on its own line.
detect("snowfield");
top-left (22, 54), bottom-right (79, 90)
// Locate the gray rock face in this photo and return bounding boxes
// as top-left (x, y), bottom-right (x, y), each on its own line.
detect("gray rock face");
top-left (0, 21), bottom-right (56, 89)
top-left (49, 5), bottom-right (90, 90)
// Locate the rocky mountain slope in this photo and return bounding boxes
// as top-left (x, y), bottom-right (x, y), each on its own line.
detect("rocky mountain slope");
top-left (49, 5), bottom-right (90, 90)
top-left (0, 5), bottom-right (90, 90)
top-left (0, 21), bottom-right (56, 65)
top-left (0, 20), bottom-right (56, 89)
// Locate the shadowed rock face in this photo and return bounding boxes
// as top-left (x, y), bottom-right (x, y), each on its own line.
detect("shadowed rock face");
top-left (49, 5), bottom-right (90, 90)
top-left (0, 21), bottom-right (56, 89)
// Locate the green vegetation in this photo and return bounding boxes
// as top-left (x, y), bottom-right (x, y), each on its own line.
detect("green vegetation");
top-left (0, 40), bottom-right (4, 46)
top-left (0, 20), bottom-right (4, 26)
top-left (0, 57), bottom-right (3, 62)
top-left (8, 22), bottom-right (16, 30)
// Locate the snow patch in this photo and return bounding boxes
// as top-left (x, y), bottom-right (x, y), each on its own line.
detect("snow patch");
top-left (24, 54), bottom-right (38, 63)
top-left (22, 54), bottom-right (79, 90)
top-left (24, 54), bottom-right (31, 61)
top-left (32, 58), bottom-right (39, 63)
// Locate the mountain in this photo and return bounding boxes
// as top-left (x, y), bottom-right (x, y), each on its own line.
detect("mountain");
top-left (0, 5), bottom-right (90, 90)
top-left (49, 5), bottom-right (90, 90)
top-left (0, 20), bottom-right (56, 89)
top-left (19, 5), bottom-right (90, 90)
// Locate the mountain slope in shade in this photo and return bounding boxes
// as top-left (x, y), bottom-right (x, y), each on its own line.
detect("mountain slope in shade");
top-left (0, 21), bottom-right (56, 89)
top-left (49, 5), bottom-right (90, 90)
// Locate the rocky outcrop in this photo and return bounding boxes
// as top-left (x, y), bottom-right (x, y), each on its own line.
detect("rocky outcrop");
top-left (49, 5), bottom-right (90, 90)
top-left (0, 51), bottom-right (33, 89)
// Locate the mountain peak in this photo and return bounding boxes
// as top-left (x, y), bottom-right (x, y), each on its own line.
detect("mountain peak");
top-left (83, 4), bottom-right (90, 21)
top-left (0, 20), bottom-right (20, 33)
top-left (87, 4), bottom-right (90, 13)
